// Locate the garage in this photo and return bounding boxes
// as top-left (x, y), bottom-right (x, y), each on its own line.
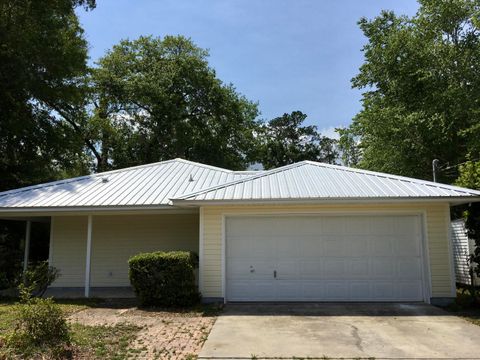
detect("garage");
top-left (225, 215), bottom-right (426, 302)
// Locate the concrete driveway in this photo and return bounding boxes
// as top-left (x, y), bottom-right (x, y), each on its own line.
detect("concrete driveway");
top-left (200, 303), bottom-right (480, 359)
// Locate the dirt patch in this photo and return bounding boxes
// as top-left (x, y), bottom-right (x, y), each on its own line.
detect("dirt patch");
top-left (69, 305), bottom-right (216, 359)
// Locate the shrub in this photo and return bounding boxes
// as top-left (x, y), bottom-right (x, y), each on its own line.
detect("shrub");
top-left (6, 297), bottom-right (70, 357)
top-left (19, 261), bottom-right (60, 298)
top-left (128, 251), bottom-right (200, 307)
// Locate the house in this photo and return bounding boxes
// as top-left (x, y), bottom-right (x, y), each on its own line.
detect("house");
top-left (1, 158), bottom-right (480, 305)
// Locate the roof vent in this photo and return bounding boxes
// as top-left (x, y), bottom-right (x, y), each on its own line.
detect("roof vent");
top-left (189, 174), bottom-right (194, 182)
top-left (101, 177), bottom-right (109, 183)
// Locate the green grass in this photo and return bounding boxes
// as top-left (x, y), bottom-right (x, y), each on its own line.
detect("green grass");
top-left (0, 298), bottom-right (141, 359)
top-left (71, 322), bottom-right (141, 359)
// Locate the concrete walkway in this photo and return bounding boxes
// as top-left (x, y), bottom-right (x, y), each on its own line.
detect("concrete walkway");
top-left (200, 303), bottom-right (480, 359)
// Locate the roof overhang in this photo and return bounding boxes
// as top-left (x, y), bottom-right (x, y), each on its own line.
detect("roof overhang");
top-left (0, 205), bottom-right (198, 217)
top-left (171, 196), bottom-right (480, 207)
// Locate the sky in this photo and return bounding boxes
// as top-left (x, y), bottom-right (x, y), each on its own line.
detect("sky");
top-left (77, 0), bottom-right (419, 138)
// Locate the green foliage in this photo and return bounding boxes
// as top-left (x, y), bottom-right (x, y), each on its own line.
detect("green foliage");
top-left (337, 128), bottom-right (361, 167)
top-left (5, 297), bottom-right (70, 358)
top-left (456, 161), bottom-right (480, 292)
top-left (257, 111), bottom-right (338, 169)
top-left (0, 222), bottom-right (23, 290)
top-left (0, 0), bottom-right (95, 191)
top-left (346, 0), bottom-right (480, 180)
top-left (128, 251), bottom-right (200, 307)
top-left (19, 261), bottom-right (60, 298)
top-left (89, 35), bottom-right (260, 171)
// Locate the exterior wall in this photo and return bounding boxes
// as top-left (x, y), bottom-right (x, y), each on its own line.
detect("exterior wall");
top-left (49, 216), bottom-right (88, 287)
top-left (200, 203), bottom-right (454, 300)
top-left (50, 213), bottom-right (199, 287)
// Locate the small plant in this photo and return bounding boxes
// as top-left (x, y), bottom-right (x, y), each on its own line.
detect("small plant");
top-left (6, 296), bottom-right (70, 357)
top-left (19, 261), bottom-right (60, 298)
top-left (129, 251), bottom-right (200, 307)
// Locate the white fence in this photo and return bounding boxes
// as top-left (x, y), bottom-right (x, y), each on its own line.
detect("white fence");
top-left (451, 218), bottom-right (478, 285)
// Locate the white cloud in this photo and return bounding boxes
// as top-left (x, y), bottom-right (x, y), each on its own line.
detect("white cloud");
top-left (319, 126), bottom-right (342, 140)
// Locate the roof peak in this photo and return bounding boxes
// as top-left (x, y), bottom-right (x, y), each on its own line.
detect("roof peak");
top-left (174, 160), bottom-right (480, 201)
top-left (0, 158), bottom-right (235, 198)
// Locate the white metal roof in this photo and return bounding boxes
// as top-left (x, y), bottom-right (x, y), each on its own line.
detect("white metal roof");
top-left (0, 159), bottom-right (255, 210)
top-left (1, 159), bottom-right (479, 212)
top-left (172, 161), bottom-right (480, 203)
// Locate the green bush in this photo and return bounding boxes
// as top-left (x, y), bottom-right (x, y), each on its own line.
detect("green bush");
top-left (6, 297), bottom-right (70, 357)
top-left (19, 261), bottom-right (60, 297)
top-left (128, 251), bottom-right (200, 307)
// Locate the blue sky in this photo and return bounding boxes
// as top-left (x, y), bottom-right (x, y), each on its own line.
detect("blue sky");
top-left (77, 0), bottom-right (419, 137)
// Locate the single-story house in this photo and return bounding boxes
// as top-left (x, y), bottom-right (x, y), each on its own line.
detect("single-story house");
top-left (1, 158), bottom-right (480, 305)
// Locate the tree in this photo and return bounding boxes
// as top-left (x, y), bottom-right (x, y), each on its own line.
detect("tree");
top-left (0, 0), bottom-right (95, 191)
top-left (336, 128), bottom-right (361, 167)
top-left (257, 111), bottom-right (338, 170)
top-left (456, 161), bottom-right (480, 289)
top-left (89, 35), bottom-right (260, 171)
top-left (345, 0), bottom-right (480, 181)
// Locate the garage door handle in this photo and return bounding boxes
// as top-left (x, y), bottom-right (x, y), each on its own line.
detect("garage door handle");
top-left (274, 270), bottom-right (277, 278)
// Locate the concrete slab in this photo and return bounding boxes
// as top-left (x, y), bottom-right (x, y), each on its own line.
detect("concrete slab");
top-left (200, 303), bottom-right (480, 359)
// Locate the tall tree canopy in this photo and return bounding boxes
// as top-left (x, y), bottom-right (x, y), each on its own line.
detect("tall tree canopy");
top-left (89, 36), bottom-right (260, 171)
top-left (0, 0), bottom-right (95, 192)
top-left (342, 0), bottom-right (480, 181)
top-left (257, 111), bottom-right (338, 170)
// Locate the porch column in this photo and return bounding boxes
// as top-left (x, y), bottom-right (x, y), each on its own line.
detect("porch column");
top-left (84, 215), bottom-right (93, 298)
top-left (23, 221), bottom-right (31, 272)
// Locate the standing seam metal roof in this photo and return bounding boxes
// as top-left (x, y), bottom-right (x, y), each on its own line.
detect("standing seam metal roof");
top-left (1, 159), bottom-right (479, 210)
top-left (172, 161), bottom-right (480, 202)
top-left (0, 159), bottom-right (256, 208)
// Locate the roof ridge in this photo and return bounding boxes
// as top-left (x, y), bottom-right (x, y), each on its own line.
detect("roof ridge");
top-left (0, 158), bottom-right (234, 198)
top-left (302, 161), bottom-right (480, 196)
top-left (173, 160), bottom-right (480, 200)
top-left (173, 161), bottom-right (304, 200)
top-left (173, 158), bottom-right (234, 174)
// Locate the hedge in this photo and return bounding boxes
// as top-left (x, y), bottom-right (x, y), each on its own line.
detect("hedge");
top-left (128, 251), bottom-right (200, 307)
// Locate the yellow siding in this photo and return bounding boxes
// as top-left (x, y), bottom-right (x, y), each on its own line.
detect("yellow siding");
top-left (50, 216), bottom-right (88, 287)
top-left (50, 214), bottom-right (198, 287)
top-left (200, 203), bottom-right (453, 299)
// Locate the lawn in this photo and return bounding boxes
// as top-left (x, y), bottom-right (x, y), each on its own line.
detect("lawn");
top-left (0, 297), bottom-right (219, 359)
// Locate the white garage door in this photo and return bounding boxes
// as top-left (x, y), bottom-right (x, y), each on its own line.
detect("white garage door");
top-left (226, 215), bottom-right (425, 302)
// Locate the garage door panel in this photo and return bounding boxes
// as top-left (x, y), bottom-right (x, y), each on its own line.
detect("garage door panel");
top-left (397, 258), bottom-right (422, 279)
top-left (321, 217), bottom-right (347, 235)
top-left (345, 236), bottom-right (370, 256)
top-left (323, 259), bottom-right (346, 277)
top-left (276, 260), bottom-right (298, 279)
top-left (372, 258), bottom-right (396, 278)
top-left (226, 236), bottom-right (252, 257)
top-left (301, 281), bottom-right (324, 299)
top-left (325, 281), bottom-right (349, 299)
top-left (299, 236), bottom-right (324, 257)
top-left (348, 259), bottom-right (370, 277)
top-left (226, 215), bottom-right (424, 302)
top-left (300, 261), bottom-right (323, 278)
top-left (324, 237), bottom-right (345, 256)
top-left (395, 281), bottom-right (423, 300)
top-left (277, 236), bottom-right (300, 258)
top-left (349, 281), bottom-right (372, 299)
top-left (373, 281), bottom-right (395, 299)
top-left (228, 259), bottom-right (275, 280)
top-left (394, 236), bottom-right (421, 256)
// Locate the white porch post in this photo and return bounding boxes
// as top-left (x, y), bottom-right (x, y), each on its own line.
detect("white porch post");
top-left (84, 215), bottom-right (93, 298)
top-left (23, 221), bottom-right (31, 273)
